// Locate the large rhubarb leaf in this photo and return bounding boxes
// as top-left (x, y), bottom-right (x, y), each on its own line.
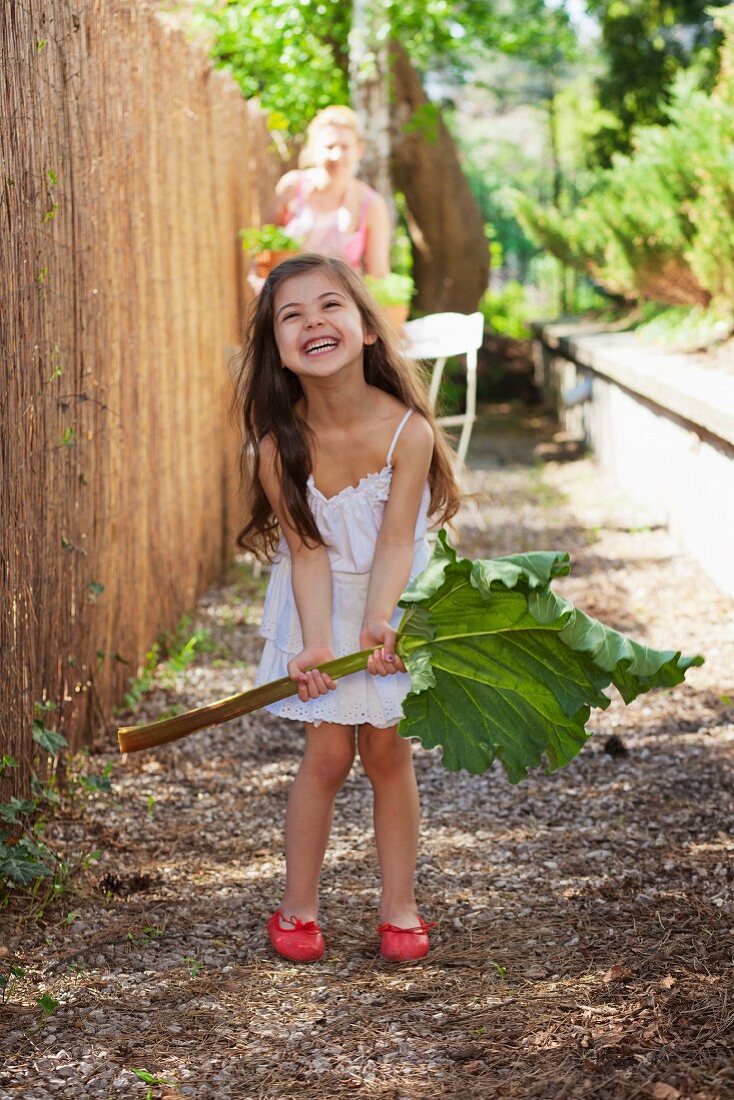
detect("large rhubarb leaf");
top-left (395, 531), bottom-right (703, 781)
top-left (119, 531), bottom-right (703, 775)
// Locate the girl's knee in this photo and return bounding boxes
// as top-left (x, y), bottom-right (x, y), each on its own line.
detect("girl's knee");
top-left (303, 737), bottom-right (355, 789)
top-left (358, 727), bottom-right (411, 777)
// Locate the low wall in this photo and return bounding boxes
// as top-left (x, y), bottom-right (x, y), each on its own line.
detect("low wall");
top-left (533, 324), bottom-right (734, 599)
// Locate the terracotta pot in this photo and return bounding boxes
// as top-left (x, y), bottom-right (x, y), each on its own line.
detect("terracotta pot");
top-left (253, 249), bottom-right (300, 278)
top-left (270, 249), bottom-right (300, 269)
top-left (253, 252), bottom-right (271, 279)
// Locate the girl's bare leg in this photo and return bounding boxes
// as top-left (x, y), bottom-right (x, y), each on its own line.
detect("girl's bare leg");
top-left (279, 722), bottom-right (355, 922)
top-left (358, 723), bottom-right (421, 927)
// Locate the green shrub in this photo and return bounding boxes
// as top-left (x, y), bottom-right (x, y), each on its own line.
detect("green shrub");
top-left (239, 224), bottom-right (302, 255)
top-left (1, 713), bottom-right (109, 911)
top-left (512, 8), bottom-right (734, 319)
top-left (635, 305), bottom-right (732, 350)
top-left (363, 273), bottom-right (415, 306)
top-left (481, 264), bottom-right (607, 340)
top-left (481, 281), bottom-right (531, 340)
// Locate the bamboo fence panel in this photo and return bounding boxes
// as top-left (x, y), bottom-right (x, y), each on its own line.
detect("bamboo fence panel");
top-left (1, 0), bottom-right (277, 797)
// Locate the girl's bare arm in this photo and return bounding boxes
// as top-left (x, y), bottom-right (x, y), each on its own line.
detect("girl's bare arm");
top-left (258, 437), bottom-right (337, 699)
top-left (361, 413), bottom-right (434, 673)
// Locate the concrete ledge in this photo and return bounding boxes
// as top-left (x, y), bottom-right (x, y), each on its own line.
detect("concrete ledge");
top-left (533, 322), bottom-right (734, 597)
top-left (536, 323), bottom-right (734, 447)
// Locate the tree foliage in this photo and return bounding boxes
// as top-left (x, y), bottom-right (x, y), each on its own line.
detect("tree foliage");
top-left (513, 7), bottom-right (734, 314)
top-left (200, 0), bottom-right (351, 138)
top-left (584, 0), bottom-right (729, 165)
top-left (199, 0), bottom-right (578, 141)
top-left (196, 0), bottom-right (579, 312)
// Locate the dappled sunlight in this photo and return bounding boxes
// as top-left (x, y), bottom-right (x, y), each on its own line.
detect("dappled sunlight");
top-left (5, 0), bottom-right (734, 1089)
top-left (5, 410), bottom-right (732, 1097)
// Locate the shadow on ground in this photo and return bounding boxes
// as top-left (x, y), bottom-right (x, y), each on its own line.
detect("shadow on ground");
top-left (2, 402), bottom-right (732, 1099)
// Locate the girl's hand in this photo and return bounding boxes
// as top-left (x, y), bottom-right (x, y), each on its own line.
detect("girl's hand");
top-left (360, 622), bottom-right (406, 677)
top-left (287, 646), bottom-right (338, 703)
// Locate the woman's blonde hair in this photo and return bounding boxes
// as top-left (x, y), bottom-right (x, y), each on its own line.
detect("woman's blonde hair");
top-left (299, 106), bottom-right (363, 169)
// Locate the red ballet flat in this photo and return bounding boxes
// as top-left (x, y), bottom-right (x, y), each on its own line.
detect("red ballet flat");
top-left (377, 916), bottom-right (436, 962)
top-left (267, 910), bottom-right (325, 962)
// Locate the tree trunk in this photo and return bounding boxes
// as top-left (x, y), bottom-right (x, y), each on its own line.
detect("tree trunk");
top-left (349, 0), bottom-right (392, 205)
top-left (390, 41), bottom-right (489, 314)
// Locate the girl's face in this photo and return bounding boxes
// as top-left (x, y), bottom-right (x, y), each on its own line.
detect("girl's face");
top-left (312, 125), bottom-right (361, 177)
top-left (273, 271), bottom-right (376, 383)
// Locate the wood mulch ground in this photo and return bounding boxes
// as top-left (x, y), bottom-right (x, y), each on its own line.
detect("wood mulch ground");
top-left (2, 404), bottom-right (733, 1100)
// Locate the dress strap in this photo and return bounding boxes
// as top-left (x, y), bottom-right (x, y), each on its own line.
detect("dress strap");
top-left (386, 409), bottom-right (413, 465)
top-left (357, 186), bottom-right (374, 231)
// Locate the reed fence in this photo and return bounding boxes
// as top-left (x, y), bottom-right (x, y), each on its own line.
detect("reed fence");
top-left (1, 0), bottom-right (278, 796)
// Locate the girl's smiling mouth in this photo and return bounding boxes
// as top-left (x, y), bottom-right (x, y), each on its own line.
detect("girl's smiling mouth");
top-left (303, 337), bottom-right (339, 355)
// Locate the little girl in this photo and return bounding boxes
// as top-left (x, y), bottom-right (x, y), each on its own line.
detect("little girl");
top-left (234, 254), bottom-right (461, 962)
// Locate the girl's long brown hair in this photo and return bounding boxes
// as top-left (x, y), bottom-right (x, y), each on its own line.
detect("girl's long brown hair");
top-left (234, 253), bottom-right (462, 560)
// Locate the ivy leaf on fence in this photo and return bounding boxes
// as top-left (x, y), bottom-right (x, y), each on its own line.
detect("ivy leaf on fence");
top-left (0, 838), bottom-right (55, 885)
top-left (0, 798), bottom-right (36, 826)
top-left (31, 724), bottom-right (68, 756)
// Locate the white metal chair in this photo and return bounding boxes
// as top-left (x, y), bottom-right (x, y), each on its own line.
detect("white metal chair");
top-left (403, 311), bottom-right (484, 463)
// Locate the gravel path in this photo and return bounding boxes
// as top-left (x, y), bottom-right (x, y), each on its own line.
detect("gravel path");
top-left (2, 405), bottom-right (733, 1100)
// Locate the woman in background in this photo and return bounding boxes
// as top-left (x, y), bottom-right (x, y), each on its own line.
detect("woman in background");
top-left (274, 106), bottom-right (391, 279)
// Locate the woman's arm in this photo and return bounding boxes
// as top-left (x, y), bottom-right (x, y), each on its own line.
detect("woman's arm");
top-left (258, 437), bottom-right (337, 700)
top-left (363, 189), bottom-right (391, 278)
top-left (272, 171), bottom-right (300, 225)
top-left (361, 413), bottom-right (434, 674)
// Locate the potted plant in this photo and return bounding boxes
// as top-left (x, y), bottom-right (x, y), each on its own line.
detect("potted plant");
top-left (364, 272), bottom-right (415, 335)
top-left (240, 224), bottom-right (303, 277)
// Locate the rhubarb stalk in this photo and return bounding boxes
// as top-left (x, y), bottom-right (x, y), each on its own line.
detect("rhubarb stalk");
top-left (117, 648), bottom-right (374, 754)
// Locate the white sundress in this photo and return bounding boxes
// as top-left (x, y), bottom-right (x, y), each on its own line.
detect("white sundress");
top-left (255, 410), bottom-right (432, 728)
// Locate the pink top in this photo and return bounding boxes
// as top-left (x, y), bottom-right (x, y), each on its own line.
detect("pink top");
top-left (282, 173), bottom-right (376, 270)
